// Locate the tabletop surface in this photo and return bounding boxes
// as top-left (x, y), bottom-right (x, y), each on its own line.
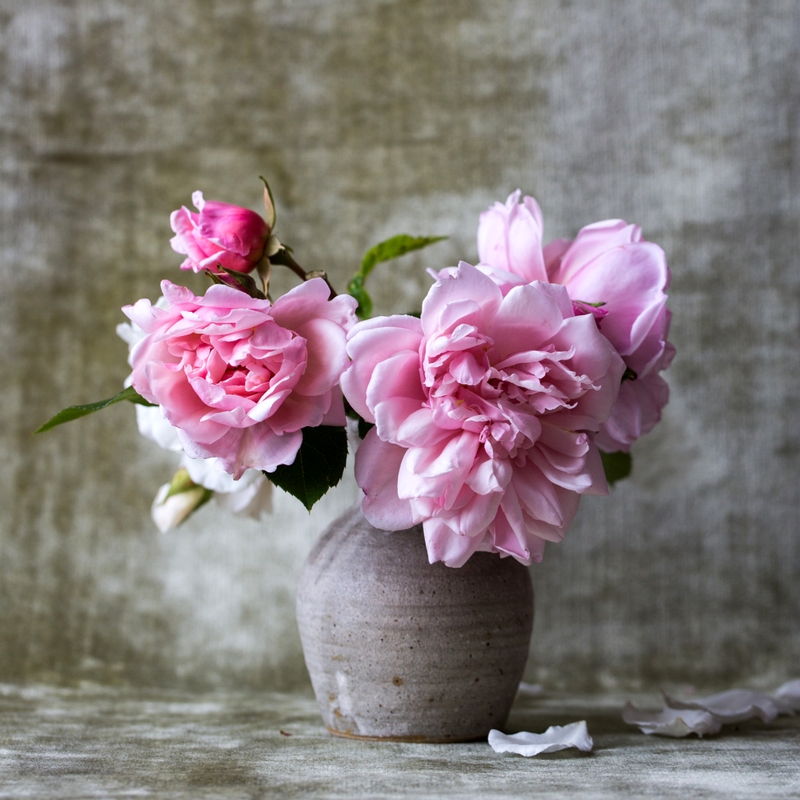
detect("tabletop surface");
top-left (1, 684), bottom-right (798, 799)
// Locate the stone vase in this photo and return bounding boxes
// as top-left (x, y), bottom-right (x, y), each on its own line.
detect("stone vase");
top-left (296, 504), bottom-right (534, 742)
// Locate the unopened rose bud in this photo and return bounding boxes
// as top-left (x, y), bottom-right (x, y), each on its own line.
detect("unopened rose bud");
top-left (151, 468), bottom-right (212, 533)
top-left (170, 191), bottom-right (270, 274)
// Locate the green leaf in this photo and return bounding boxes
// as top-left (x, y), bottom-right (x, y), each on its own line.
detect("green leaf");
top-left (600, 450), bottom-right (633, 486)
top-left (348, 234), bottom-right (446, 319)
top-left (164, 467), bottom-right (200, 500)
top-left (346, 274), bottom-right (373, 319)
top-left (359, 234), bottom-right (447, 279)
top-left (267, 425), bottom-right (348, 511)
top-left (34, 386), bottom-right (155, 434)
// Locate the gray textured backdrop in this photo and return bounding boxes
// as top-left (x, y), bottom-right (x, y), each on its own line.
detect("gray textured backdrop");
top-left (1, 0), bottom-right (797, 692)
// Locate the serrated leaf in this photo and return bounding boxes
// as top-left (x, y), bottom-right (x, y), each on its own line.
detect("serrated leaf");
top-left (35, 386), bottom-right (155, 433)
top-left (267, 425), bottom-right (348, 511)
top-left (359, 234), bottom-right (447, 279)
top-left (600, 450), bottom-right (632, 486)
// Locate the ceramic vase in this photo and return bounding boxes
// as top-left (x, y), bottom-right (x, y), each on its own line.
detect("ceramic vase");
top-left (296, 504), bottom-right (534, 742)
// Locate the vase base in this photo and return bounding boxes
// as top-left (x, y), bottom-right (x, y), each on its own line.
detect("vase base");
top-left (326, 727), bottom-right (485, 744)
top-left (299, 505), bottom-right (534, 746)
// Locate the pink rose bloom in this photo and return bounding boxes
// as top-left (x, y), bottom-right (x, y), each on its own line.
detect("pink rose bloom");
top-left (341, 262), bottom-right (624, 567)
top-left (170, 191), bottom-right (270, 274)
top-left (477, 191), bottom-right (674, 452)
top-left (124, 279), bottom-right (357, 478)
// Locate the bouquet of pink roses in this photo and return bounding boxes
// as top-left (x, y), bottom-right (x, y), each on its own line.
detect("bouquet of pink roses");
top-left (39, 183), bottom-right (673, 567)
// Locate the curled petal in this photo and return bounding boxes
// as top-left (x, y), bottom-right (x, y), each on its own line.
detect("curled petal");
top-left (422, 517), bottom-right (490, 568)
top-left (488, 721), bottom-right (593, 756)
top-left (342, 315), bottom-right (424, 423)
top-left (622, 704), bottom-right (722, 738)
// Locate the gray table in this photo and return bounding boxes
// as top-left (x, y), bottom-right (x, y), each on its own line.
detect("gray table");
top-left (1, 684), bottom-right (798, 799)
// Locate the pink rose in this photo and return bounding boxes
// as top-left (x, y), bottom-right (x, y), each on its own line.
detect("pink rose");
top-left (477, 191), bottom-right (674, 452)
top-left (341, 262), bottom-right (624, 567)
top-left (124, 279), bottom-right (357, 478)
top-left (170, 191), bottom-right (270, 274)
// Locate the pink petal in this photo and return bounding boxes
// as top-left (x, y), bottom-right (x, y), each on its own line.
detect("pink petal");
top-left (236, 425), bottom-right (303, 476)
top-left (292, 316), bottom-right (350, 396)
top-left (341, 316), bottom-right (424, 422)
top-left (548, 219), bottom-right (640, 286)
top-left (559, 241), bottom-right (668, 358)
top-left (512, 464), bottom-right (567, 528)
top-left (398, 432), bottom-right (480, 502)
top-left (491, 505), bottom-right (532, 562)
top-left (477, 191), bottom-right (547, 283)
top-left (355, 429), bottom-right (416, 530)
top-left (269, 278), bottom-right (333, 327)
top-left (423, 518), bottom-right (489, 567)
top-left (597, 374), bottom-right (669, 452)
top-left (421, 262), bottom-right (503, 338)
top-left (394, 407), bottom-right (453, 448)
top-left (445, 489), bottom-right (503, 538)
top-left (489, 283), bottom-right (566, 361)
top-left (367, 350), bottom-right (426, 423)
top-left (321, 386), bottom-right (346, 427)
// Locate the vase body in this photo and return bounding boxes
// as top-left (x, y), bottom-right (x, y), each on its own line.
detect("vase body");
top-left (296, 504), bottom-right (534, 742)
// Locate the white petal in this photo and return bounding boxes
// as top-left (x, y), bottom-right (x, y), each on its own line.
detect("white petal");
top-left (663, 690), bottom-right (780, 724)
top-left (215, 475), bottom-right (273, 518)
top-left (488, 721), bottom-right (593, 756)
top-left (150, 483), bottom-right (208, 533)
top-left (183, 455), bottom-right (252, 493)
top-left (136, 405), bottom-right (183, 452)
top-left (622, 703), bottom-right (722, 738)
top-left (774, 679), bottom-right (800, 712)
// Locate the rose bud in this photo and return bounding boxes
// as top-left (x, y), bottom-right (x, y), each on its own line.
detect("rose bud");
top-left (150, 468), bottom-right (212, 533)
top-left (170, 191), bottom-right (270, 274)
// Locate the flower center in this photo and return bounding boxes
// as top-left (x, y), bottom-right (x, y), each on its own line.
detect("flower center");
top-left (422, 323), bottom-right (592, 460)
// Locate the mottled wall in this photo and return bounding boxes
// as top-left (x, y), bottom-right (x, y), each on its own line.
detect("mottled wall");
top-left (1, 0), bottom-right (797, 691)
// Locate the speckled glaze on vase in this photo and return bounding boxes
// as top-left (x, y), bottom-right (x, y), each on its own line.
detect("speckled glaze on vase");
top-left (296, 504), bottom-right (534, 742)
